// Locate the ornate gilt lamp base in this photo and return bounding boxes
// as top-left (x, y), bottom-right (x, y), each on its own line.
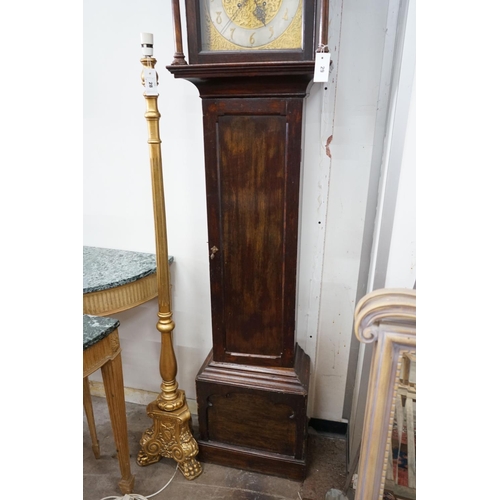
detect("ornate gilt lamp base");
top-left (137, 391), bottom-right (202, 480)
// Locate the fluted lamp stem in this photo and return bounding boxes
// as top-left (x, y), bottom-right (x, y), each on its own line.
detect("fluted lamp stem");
top-left (136, 34), bottom-right (202, 480)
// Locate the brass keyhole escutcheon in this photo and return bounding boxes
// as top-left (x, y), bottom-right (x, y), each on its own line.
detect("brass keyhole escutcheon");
top-left (210, 246), bottom-right (219, 260)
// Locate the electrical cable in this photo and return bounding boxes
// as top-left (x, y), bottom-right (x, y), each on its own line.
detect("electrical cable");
top-left (100, 465), bottom-right (178, 500)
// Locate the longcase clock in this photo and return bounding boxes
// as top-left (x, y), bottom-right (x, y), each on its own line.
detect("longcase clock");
top-left (167, 0), bottom-right (325, 480)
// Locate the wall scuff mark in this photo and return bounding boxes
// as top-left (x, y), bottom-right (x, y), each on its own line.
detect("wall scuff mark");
top-left (325, 135), bottom-right (333, 158)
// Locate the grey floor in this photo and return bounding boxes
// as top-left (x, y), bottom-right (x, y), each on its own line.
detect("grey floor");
top-left (83, 396), bottom-right (347, 500)
top-left (83, 396), bottom-right (349, 500)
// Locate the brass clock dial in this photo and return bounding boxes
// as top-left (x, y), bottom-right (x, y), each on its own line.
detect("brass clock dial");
top-left (201, 0), bottom-right (303, 51)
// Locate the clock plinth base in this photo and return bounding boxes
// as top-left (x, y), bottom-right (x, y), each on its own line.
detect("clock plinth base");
top-left (197, 439), bottom-right (307, 482)
top-left (195, 345), bottom-right (310, 480)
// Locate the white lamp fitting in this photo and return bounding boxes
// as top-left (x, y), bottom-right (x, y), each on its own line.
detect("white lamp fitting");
top-left (140, 32), bottom-right (154, 57)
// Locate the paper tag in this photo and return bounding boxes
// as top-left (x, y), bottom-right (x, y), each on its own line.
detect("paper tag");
top-left (143, 68), bottom-right (158, 96)
top-left (313, 52), bottom-right (331, 82)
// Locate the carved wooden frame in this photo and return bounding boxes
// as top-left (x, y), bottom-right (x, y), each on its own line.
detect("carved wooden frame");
top-left (353, 288), bottom-right (416, 500)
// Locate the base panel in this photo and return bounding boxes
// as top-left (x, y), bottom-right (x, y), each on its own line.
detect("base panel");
top-left (198, 439), bottom-right (307, 481)
top-left (196, 344), bottom-right (310, 480)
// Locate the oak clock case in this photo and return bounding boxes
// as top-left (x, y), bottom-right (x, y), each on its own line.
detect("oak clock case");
top-left (185, 0), bottom-right (315, 63)
top-left (168, 0), bottom-right (319, 481)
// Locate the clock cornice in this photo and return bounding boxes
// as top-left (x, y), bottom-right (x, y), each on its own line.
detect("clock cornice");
top-left (166, 60), bottom-right (315, 79)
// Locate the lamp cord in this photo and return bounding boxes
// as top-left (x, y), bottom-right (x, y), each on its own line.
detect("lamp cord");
top-left (100, 465), bottom-right (178, 500)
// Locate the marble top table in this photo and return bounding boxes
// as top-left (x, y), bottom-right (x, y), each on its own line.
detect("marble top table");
top-left (83, 314), bottom-right (120, 350)
top-left (83, 246), bottom-right (168, 316)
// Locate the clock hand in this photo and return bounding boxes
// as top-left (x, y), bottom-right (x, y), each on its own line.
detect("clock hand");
top-left (219, 0), bottom-right (250, 35)
top-left (253, 0), bottom-right (266, 26)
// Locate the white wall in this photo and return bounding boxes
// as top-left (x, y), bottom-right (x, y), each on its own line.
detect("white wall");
top-left (83, 0), bottom-right (415, 421)
top-left (385, 75), bottom-right (416, 288)
top-left (307, 0), bottom-right (398, 422)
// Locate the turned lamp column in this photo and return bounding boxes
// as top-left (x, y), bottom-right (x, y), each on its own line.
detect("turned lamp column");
top-left (137, 33), bottom-right (202, 480)
top-left (140, 36), bottom-right (181, 412)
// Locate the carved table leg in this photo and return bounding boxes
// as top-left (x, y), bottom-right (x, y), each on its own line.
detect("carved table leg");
top-left (101, 352), bottom-right (135, 494)
top-left (83, 377), bottom-right (100, 458)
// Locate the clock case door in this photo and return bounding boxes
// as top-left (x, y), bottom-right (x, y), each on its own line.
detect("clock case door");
top-left (205, 97), bottom-right (302, 368)
top-left (184, 0), bottom-right (317, 64)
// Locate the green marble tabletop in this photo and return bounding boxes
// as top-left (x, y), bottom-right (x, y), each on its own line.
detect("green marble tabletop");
top-left (83, 246), bottom-right (169, 294)
top-left (83, 314), bottom-right (120, 350)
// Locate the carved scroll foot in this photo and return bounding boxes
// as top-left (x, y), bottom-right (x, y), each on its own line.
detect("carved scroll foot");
top-left (137, 392), bottom-right (202, 480)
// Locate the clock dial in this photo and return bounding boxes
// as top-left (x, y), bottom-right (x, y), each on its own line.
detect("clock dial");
top-left (201, 0), bottom-right (302, 51)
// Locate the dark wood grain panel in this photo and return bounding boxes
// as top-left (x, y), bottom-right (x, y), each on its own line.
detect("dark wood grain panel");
top-left (195, 346), bottom-right (310, 478)
top-left (207, 392), bottom-right (296, 455)
top-left (196, 347), bottom-right (310, 457)
top-left (201, 97), bottom-right (303, 367)
top-left (218, 114), bottom-right (286, 358)
top-left (197, 441), bottom-right (307, 480)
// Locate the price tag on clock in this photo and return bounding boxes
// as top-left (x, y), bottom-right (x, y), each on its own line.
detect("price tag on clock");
top-left (143, 68), bottom-right (158, 96)
top-left (313, 52), bottom-right (331, 83)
